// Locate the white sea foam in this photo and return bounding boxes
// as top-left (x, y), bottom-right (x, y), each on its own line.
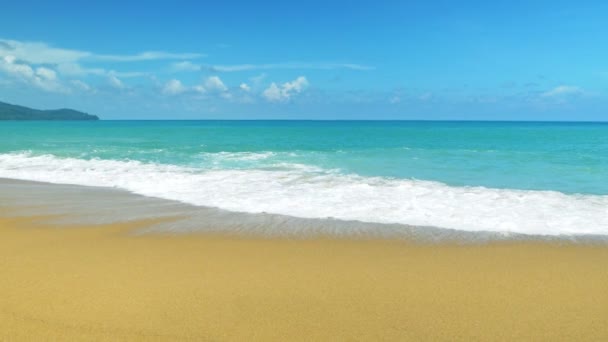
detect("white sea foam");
top-left (1, 152), bottom-right (607, 236)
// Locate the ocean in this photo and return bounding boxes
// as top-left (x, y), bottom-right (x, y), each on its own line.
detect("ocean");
top-left (1, 120), bottom-right (607, 236)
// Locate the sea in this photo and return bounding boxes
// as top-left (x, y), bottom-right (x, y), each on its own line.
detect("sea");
top-left (1, 120), bottom-right (607, 237)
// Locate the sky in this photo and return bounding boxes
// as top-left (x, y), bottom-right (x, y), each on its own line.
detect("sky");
top-left (0, 0), bottom-right (607, 120)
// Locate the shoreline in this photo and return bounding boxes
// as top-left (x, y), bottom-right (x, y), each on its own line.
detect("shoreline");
top-left (2, 146), bottom-right (607, 236)
top-left (1, 178), bottom-right (608, 340)
top-left (1, 177), bottom-right (606, 243)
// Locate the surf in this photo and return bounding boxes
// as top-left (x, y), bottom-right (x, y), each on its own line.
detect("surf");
top-left (1, 152), bottom-right (607, 236)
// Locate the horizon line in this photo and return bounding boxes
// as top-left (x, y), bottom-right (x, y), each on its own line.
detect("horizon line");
top-left (86, 119), bottom-right (608, 123)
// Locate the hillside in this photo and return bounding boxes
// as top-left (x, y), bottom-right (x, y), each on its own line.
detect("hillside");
top-left (0, 101), bottom-right (99, 120)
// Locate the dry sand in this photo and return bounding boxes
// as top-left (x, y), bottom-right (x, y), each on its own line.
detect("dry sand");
top-left (1, 212), bottom-right (608, 341)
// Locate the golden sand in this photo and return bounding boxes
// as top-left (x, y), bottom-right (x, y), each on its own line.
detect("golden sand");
top-left (1, 214), bottom-right (607, 341)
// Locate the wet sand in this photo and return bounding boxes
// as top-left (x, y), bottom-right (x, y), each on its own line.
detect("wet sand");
top-left (1, 210), bottom-right (608, 341)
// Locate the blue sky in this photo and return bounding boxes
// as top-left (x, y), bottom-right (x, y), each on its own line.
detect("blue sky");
top-left (1, 0), bottom-right (607, 120)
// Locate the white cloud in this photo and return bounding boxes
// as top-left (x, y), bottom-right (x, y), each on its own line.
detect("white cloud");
top-left (0, 39), bottom-right (90, 64)
top-left (70, 79), bottom-right (93, 92)
top-left (0, 38), bottom-right (200, 95)
top-left (171, 61), bottom-right (202, 72)
top-left (262, 83), bottom-right (283, 102)
top-left (250, 73), bottom-right (267, 86)
top-left (1, 55), bottom-right (32, 78)
top-left (193, 85), bottom-right (206, 94)
top-left (262, 76), bottom-right (309, 102)
top-left (55, 62), bottom-right (147, 79)
top-left (35, 67), bottom-right (57, 81)
top-left (0, 38), bottom-right (204, 64)
top-left (0, 55), bottom-right (65, 92)
top-left (283, 76), bottom-right (308, 93)
top-left (108, 75), bottom-right (125, 89)
top-left (57, 63), bottom-right (106, 77)
top-left (389, 96), bottom-right (401, 104)
top-left (93, 51), bottom-right (204, 62)
top-left (239, 82), bottom-right (251, 92)
top-left (541, 85), bottom-right (583, 97)
top-left (204, 76), bottom-right (227, 92)
top-left (162, 79), bottom-right (187, 95)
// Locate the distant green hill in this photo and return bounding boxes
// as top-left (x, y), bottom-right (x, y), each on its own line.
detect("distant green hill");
top-left (0, 101), bottom-right (99, 120)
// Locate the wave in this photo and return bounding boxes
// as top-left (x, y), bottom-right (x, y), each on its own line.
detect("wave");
top-left (0, 152), bottom-right (607, 236)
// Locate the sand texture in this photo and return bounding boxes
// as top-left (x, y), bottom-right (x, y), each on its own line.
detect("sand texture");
top-left (1, 212), bottom-right (608, 341)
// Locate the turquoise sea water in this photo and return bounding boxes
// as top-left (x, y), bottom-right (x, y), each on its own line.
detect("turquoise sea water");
top-left (1, 121), bottom-right (607, 236)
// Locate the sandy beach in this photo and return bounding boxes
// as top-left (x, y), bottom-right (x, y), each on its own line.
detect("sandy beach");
top-left (1, 188), bottom-right (608, 341)
top-left (3, 1), bottom-right (608, 340)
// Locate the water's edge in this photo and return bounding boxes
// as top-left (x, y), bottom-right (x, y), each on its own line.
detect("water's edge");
top-left (1, 178), bottom-right (606, 244)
